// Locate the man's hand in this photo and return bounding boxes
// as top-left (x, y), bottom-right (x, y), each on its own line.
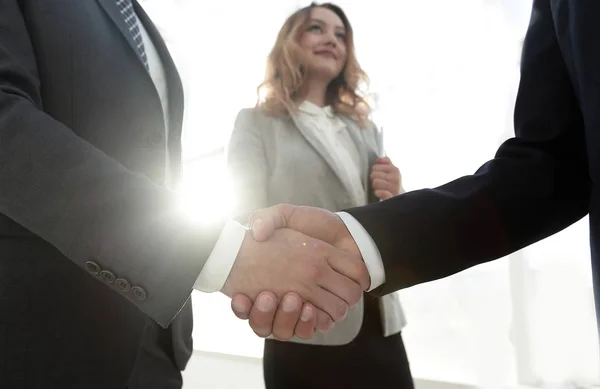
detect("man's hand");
top-left (221, 225), bottom-right (369, 337)
top-left (230, 204), bottom-right (367, 340)
top-left (250, 204), bottom-right (360, 253)
top-left (231, 291), bottom-right (323, 340)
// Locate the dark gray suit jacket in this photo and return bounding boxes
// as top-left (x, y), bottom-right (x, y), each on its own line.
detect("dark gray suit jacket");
top-left (0, 1), bottom-right (219, 387)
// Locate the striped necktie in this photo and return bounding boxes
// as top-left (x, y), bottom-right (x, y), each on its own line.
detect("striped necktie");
top-left (115, 0), bottom-right (149, 71)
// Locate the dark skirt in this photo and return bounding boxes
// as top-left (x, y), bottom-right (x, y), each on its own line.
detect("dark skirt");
top-left (263, 294), bottom-right (414, 389)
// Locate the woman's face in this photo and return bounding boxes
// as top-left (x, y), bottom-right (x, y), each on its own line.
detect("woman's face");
top-left (298, 7), bottom-right (348, 82)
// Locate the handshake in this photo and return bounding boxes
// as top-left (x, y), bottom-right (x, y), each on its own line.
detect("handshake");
top-left (220, 204), bottom-right (370, 341)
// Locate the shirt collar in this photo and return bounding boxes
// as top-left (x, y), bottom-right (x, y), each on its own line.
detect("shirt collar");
top-left (298, 100), bottom-right (336, 118)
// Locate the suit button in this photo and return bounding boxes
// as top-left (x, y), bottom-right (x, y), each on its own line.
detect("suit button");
top-left (131, 286), bottom-right (147, 301)
top-left (85, 261), bottom-right (101, 275)
top-left (116, 278), bottom-right (131, 293)
top-left (100, 270), bottom-right (115, 284)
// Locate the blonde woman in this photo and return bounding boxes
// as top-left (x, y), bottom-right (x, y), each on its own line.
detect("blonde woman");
top-left (227, 3), bottom-right (414, 388)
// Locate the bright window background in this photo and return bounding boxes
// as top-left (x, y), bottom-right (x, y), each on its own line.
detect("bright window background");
top-left (141, 0), bottom-right (599, 387)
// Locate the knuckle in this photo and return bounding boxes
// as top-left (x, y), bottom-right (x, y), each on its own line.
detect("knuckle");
top-left (276, 203), bottom-right (293, 216)
top-left (314, 241), bottom-right (328, 254)
top-left (306, 259), bottom-right (327, 281)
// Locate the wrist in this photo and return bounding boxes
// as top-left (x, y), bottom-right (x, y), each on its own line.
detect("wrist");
top-left (335, 221), bottom-right (362, 259)
top-left (219, 230), bottom-right (251, 297)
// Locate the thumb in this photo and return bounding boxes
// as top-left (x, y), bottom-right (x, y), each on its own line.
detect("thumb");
top-left (248, 204), bottom-right (294, 241)
top-left (249, 217), bottom-right (272, 242)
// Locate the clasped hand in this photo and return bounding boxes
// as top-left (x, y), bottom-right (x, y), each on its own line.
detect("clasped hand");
top-left (220, 204), bottom-right (368, 341)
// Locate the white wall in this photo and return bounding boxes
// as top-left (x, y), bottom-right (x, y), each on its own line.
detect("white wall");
top-left (182, 350), bottom-right (483, 389)
top-left (183, 351), bottom-right (264, 389)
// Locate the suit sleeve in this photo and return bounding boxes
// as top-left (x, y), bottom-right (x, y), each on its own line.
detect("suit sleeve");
top-left (226, 109), bottom-right (270, 222)
top-left (346, 0), bottom-right (591, 295)
top-left (0, 0), bottom-right (221, 328)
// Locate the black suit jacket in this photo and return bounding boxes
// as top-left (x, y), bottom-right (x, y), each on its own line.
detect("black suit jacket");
top-left (0, 1), bottom-right (221, 387)
top-left (348, 0), bottom-right (600, 326)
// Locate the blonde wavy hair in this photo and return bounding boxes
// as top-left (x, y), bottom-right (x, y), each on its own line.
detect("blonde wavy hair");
top-left (257, 2), bottom-right (372, 127)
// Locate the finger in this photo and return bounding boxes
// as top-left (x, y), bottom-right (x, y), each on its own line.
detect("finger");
top-left (231, 294), bottom-right (253, 320)
top-left (272, 292), bottom-right (303, 341)
top-left (326, 250), bottom-right (370, 293)
top-left (249, 204), bottom-right (295, 242)
top-left (314, 308), bottom-right (335, 333)
top-left (370, 171), bottom-right (399, 184)
top-left (371, 163), bottom-right (398, 174)
top-left (248, 292), bottom-right (278, 337)
top-left (372, 178), bottom-right (398, 194)
top-left (375, 189), bottom-right (394, 200)
top-left (376, 157), bottom-right (391, 164)
top-left (369, 171), bottom-right (388, 181)
top-left (294, 303), bottom-right (318, 339)
top-left (306, 286), bottom-right (349, 323)
top-left (317, 268), bottom-right (364, 312)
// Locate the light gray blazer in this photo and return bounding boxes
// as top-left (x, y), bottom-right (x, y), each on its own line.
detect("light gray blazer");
top-left (226, 107), bottom-right (406, 346)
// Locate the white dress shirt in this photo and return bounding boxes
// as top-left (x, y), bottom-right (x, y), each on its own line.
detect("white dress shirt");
top-left (137, 21), bottom-right (385, 294)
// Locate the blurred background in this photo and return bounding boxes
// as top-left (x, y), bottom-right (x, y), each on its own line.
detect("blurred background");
top-left (139, 0), bottom-right (599, 388)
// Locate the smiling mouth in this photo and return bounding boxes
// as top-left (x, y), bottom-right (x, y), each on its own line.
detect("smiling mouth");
top-left (315, 51), bottom-right (337, 60)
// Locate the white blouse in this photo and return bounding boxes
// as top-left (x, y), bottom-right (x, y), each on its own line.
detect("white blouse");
top-left (297, 101), bottom-right (367, 206)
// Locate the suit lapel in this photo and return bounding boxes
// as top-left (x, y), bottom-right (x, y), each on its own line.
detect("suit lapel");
top-left (96, 0), bottom-right (185, 182)
top-left (132, 1), bottom-right (185, 183)
top-left (134, 2), bottom-right (184, 131)
top-left (96, 0), bottom-right (147, 69)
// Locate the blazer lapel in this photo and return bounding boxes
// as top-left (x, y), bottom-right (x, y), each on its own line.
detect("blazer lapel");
top-left (96, 0), bottom-right (148, 69)
top-left (290, 114), bottom-right (356, 197)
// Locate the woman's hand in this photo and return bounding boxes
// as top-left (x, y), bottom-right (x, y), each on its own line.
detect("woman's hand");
top-left (370, 157), bottom-right (404, 200)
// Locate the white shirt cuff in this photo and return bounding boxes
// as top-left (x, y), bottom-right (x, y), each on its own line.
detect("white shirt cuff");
top-left (336, 212), bottom-right (385, 291)
top-left (194, 220), bottom-right (247, 293)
